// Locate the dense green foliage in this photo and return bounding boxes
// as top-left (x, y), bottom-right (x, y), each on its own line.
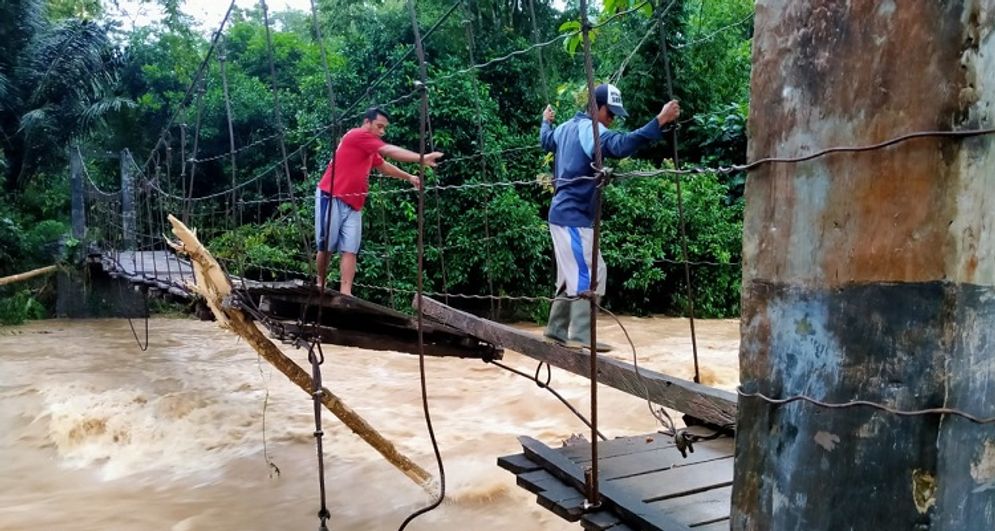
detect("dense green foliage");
top-left (1, 0), bottom-right (753, 322)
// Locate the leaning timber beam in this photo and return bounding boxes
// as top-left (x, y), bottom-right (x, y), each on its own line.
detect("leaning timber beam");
top-left (417, 296), bottom-right (737, 427)
top-left (165, 214), bottom-right (436, 495)
top-left (0, 265), bottom-right (58, 286)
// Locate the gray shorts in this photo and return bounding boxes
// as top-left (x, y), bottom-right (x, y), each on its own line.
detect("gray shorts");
top-left (315, 189), bottom-right (362, 254)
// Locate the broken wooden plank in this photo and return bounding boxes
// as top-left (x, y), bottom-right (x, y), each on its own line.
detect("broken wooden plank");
top-left (520, 436), bottom-right (693, 531)
top-left (418, 296), bottom-right (737, 426)
top-left (497, 453), bottom-right (542, 474)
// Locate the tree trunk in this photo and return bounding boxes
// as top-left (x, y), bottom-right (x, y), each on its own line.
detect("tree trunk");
top-left (165, 214), bottom-right (438, 495)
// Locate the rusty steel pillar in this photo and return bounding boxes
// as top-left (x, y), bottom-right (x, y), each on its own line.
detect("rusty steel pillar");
top-left (733, 1), bottom-right (995, 529)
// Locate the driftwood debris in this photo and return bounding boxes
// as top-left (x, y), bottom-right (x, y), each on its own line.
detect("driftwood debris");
top-left (165, 214), bottom-right (436, 494)
top-left (0, 265), bottom-right (58, 286)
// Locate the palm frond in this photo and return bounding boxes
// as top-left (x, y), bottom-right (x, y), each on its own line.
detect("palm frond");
top-left (18, 104), bottom-right (56, 140)
top-left (0, 73), bottom-right (10, 112)
top-left (23, 20), bottom-right (114, 106)
top-left (80, 95), bottom-right (136, 131)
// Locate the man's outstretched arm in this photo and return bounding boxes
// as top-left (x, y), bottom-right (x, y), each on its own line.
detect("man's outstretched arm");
top-left (378, 144), bottom-right (444, 167)
top-left (377, 161), bottom-right (421, 188)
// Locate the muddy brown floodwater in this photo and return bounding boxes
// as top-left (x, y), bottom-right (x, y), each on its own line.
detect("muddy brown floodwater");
top-left (0, 316), bottom-right (739, 530)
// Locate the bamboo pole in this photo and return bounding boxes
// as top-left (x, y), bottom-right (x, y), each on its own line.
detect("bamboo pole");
top-left (0, 265), bottom-right (58, 287)
top-left (164, 214), bottom-right (436, 494)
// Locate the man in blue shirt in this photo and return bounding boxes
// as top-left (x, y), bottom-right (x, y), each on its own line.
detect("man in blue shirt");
top-left (540, 83), bottom-right (680, 351)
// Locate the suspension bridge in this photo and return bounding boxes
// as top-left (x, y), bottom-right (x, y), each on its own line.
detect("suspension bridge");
top-left (28, 0), bottom-right (995, 529)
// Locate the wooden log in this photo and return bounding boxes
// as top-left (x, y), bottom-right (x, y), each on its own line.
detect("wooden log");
top-left (165, 214), bottom-right (436, 495)
top-left (0, 265), bottom-right (58, 286)
top-left (418, 296), bottom-right (737, 426)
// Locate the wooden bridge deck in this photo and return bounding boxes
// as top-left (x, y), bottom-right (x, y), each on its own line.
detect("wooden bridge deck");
top-left (500, 434), bottom-right (734, 530)
top-left (90, 249), bottom-right (499, 359)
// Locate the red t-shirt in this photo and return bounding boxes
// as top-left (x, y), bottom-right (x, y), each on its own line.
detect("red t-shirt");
top-left (317, 128), bottom-right (386, 211)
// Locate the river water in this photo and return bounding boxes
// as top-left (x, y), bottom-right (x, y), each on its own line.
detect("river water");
top-left (0, 316), bottom-right (738, 530)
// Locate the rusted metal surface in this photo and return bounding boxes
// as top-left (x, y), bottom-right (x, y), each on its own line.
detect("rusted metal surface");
top-left (743, 0), bottom-right (993, 286)
top-left (736, 1), bottom-right (995, 529)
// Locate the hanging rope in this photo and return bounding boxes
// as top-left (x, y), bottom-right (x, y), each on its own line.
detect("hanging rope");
top-left (526, 0), bottom-right (552, 103)
top-left (260, 0), bottom-right (293, 200)
top-left (217, 35), bottom-right (241, 228)
top-left (138, 0), bottom-right (237, 179)
top-left (183, 76), bottom-right (207, 224)
top-left (462, 12), bottom-right (496, 319)
top-left (398, 1), bottom-right (445, 528)
top-left (657, 0), bottom-right (702, 384)
top-left (424, 95), bottom-right (450, 306)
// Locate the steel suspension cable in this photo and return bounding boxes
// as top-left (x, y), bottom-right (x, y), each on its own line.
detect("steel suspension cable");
top-left (339, 0), bottom-right (465, 121)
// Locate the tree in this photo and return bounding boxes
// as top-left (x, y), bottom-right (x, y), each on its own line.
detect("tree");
top-left (0, 0), bottom-right (131, 191)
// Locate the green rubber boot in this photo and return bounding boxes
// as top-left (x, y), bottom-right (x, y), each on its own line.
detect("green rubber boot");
top-left (543, 295), bottom-right (572, 345)
top-left (568, 299), bottom-right (613, 352)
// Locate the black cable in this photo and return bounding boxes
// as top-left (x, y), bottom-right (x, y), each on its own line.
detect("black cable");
top-left (658, 0), bottom-right (702, 385)
top-left (488, 359), bottom-right (608, 441)
top-left (738, 387), bottom-right (995, 424)
top-left (398, 2), bottom-right (446, 528)
top-left (307, 342), bottom-right (332, 531)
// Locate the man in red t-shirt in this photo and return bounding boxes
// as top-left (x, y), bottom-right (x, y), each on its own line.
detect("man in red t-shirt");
top-left (315, 107), bottom-right (443, 294)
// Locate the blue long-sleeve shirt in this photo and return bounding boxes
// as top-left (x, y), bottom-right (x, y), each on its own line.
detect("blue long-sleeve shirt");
top-left (540, 112), bottom-right (664, 227)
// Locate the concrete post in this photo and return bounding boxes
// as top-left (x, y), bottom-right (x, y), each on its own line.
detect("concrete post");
top-left (70, 145), bottom-right (85, 240)
top-left (733, 2), bottom-right (995, 530)
top-left (121, 149), bottom-right (136, 250)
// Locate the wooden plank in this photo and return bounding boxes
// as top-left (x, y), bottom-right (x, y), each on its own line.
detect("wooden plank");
top-left (517, 469), bottom-right (562, 494)
top-left (537, 482), bottom-right (587, 521)
top-left (559, 433), bottom-right (677, 462)
top-left (614, 457), bottom-right (734, 503)
top-left (650, 486), bottom-right (732, 527)
top-left (520, 436), bottom-right (693, 531)
top-left (597, 440), bottom-right (733, 481)
top-left (497, 453), bottom-right (542, 474)
top-left (581, 511), bottom-right (625, 531)
top-left (419, 296), bottom-right (737, 426)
